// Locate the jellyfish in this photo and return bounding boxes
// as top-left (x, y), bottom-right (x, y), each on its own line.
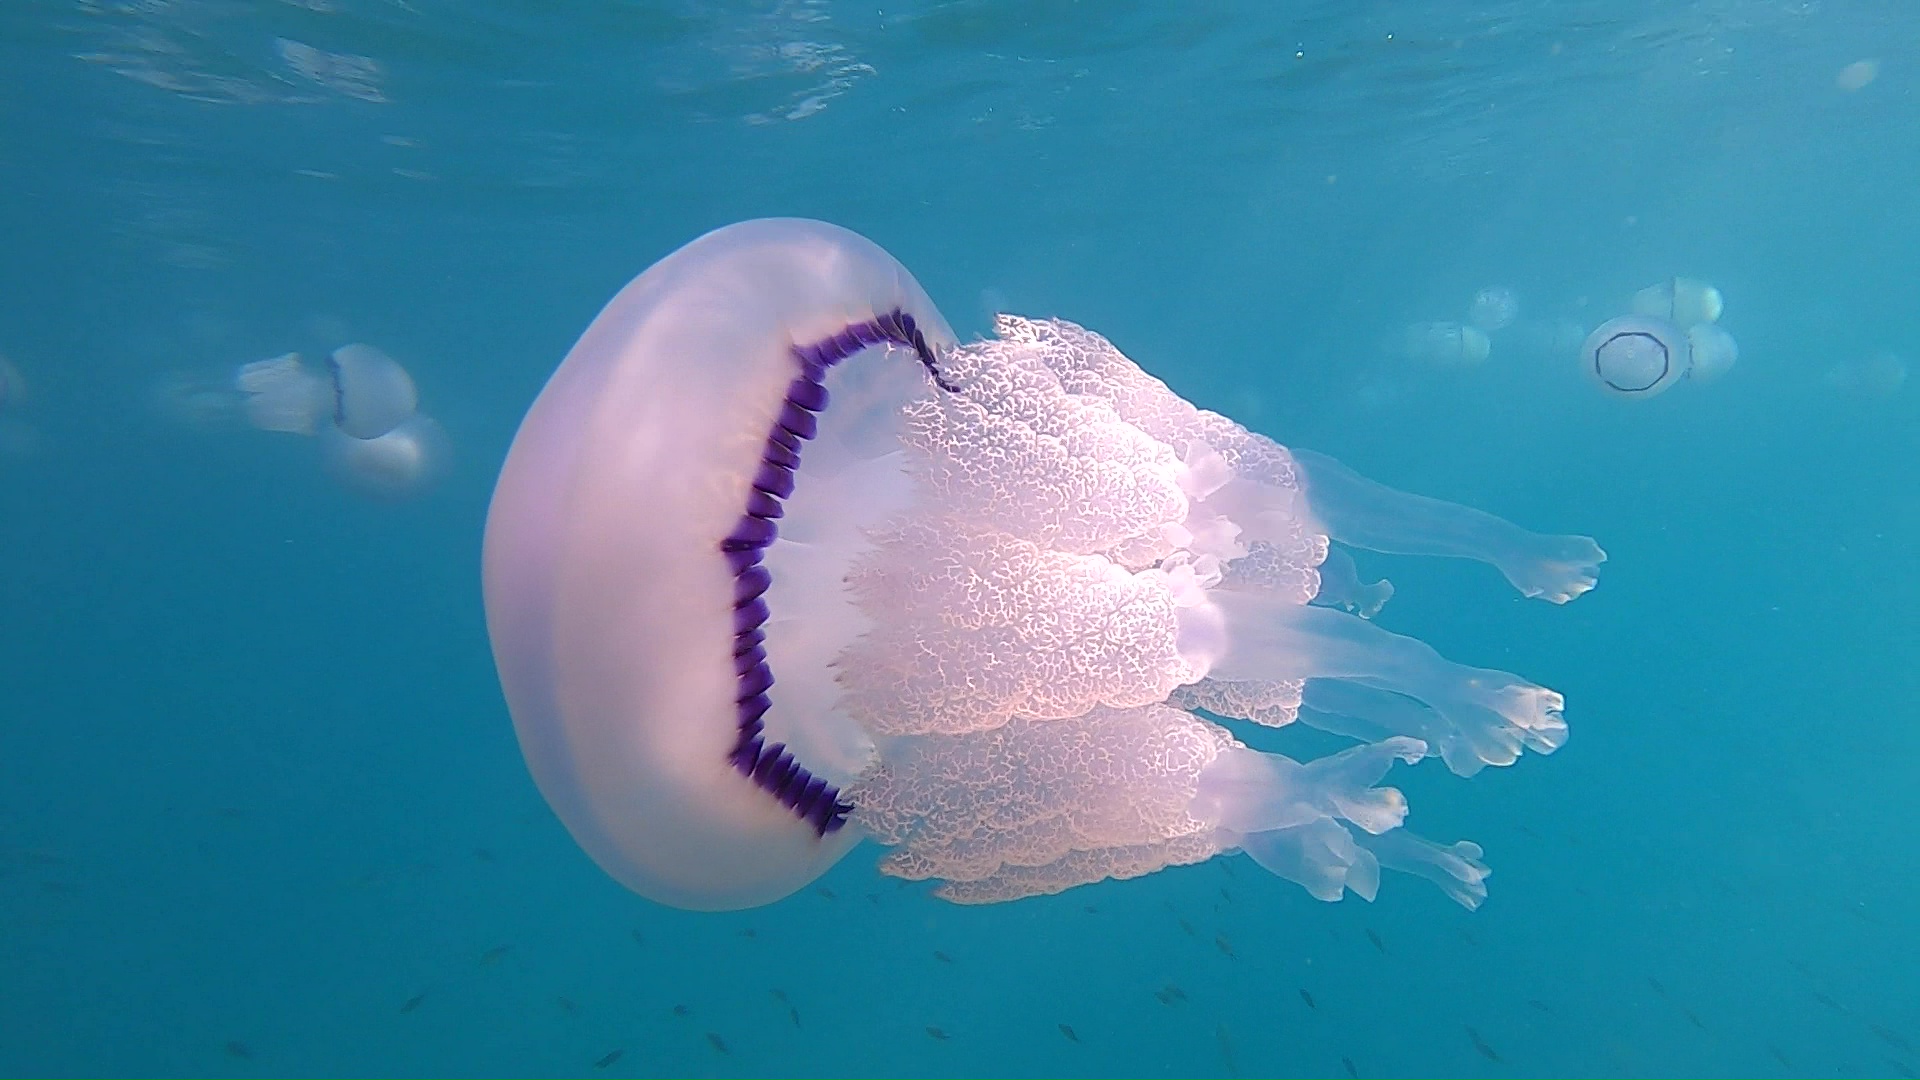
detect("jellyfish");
top-left (235, 344), bottom-right (417, 438)
top-left (321, 414), bottom-right (451, 500)
top-left (1400, 321), bottom-right (1491, 367)
top-left (1467, 286), bottom-right (1519, 332)
top-left (1581, 314), bottom-right (1738, 397)
top-left (1630, 277), bottom-right (1723, 328)
top-left (482, 218), bottom-right (1605, 912)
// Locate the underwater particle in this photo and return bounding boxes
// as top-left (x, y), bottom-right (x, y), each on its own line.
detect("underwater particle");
top-left (1648, 977), bottom-right (1666, 997)
top-left (1299, 989), bottom-right (1316, 1009)
top-left (1059, 1023), bottom-right (1079, 1043)
top-left (933, 950), bottom-right (953, 964)
top-left (480, 945), bottom-right (511, 966)
top-left (473, 847), bottom-right (495, 862)
top-left (399, 992), bottom-right (426, 1014)
top-left (925, 1026), bottom-right (951, 1041)
top-left (594, 1050), bottom-right (623, 1069)
top-left (630, 929), bottom-right (644, 946)
top-left (1836, 59), bottom-right (1879, 91)
top-left (705, 1032), bottom-right (729, 1054)
top-left (1342, 1056), bottom-right (1358, 1078)
top-left (1465, 1026), bottom-right (1501, 1062)
top-left (1365, 929), bottom-right (1385, 954)
top-left (224, 1041), bottom-right (253, 1060)
top-left (1767, 1045), bottom-right (1792, 1068)
top-left (738, 928), bottom-right (756, 938)
top-left (770, 989), bottom-right (788, 1003)
top-left (556, 996), bottom-right (580, 1015)
top-left (815, 886), bottom-right (837, 899)
top-left (672, 1005), bottom-right (690, 1017)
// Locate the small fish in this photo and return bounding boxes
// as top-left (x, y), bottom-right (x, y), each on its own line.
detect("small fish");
top-left (1526, 999), bottom-right (1551, 1013)
top-left (1365, 929), bottom-right (1385, 954)
top-left (1341, 1056), bottom-right (1358, 1078)
top-left (1465, 1026), bottom-right (1501, 1063)
top-left (1647, 977), bottom-right (1666, 997)
top-left (1178, 918), bottom-right (1196, 937)
top-left (1888, 1059), bottom-right (1917, 1078)
top-left (1682, 1008), bottom-right (1705, 1031)
top-left (788, 1005), bottom-right (801, 1027)
top-left (399, 992), bottom-right (427, 1014)
top-left (866, 893), bottom-right (881, 905)
top-left (1459, 929), bottom-right (1478, 947)
top-left (1216, 1023), bottom-right (1239, 1077)
top-left (1155, 984), bottom-right (1188, 1006)
top-left (224, 1041), bottom-right (253, 1060)
top-left (1767, 1044), bottom-right (1791, 1068)
top-left (1220, 859), bottom-right (1237, 878)
top-left (1083, 905), bottom-right (1098, 914)
top-left (480, 945), bottom-right (512, 966)
top-left (925, 1026), bottom-right (950, 1041)
top-left (672, 1004), bottom-right (690, 1017)
top-left (593, 1050), bottom-right (622, 1069)
top-left (1219, 887), bottom-right (1233, 903)
top-left (1058, 1023), bottom-right (1079, 1043)
top-left (770, 989), bottom-right (788, 1003)
top-left (1298, 989), bottom-right (1315, 1009)
top-left (933, 950), bottom-right (953, 964)
top-left (815, 886), bottom-right (836, 900)
top-left (556, 996), bottom-right (580, 1015)
top-left (1873, 1025), bottom-right (1914, 1052)
top-left (1810, 989), bottom-right (1841, 1011)
top-left (472, 847), bottom-right (495, 862)
top-left (738, 928), bottom-right (756, 938)
top-left (1215, 934), bottom-right (1236, 960)
top-left (629, 929), bottom-right (644, 946)
top-left (706, 1032), bottom-right (729, 1054)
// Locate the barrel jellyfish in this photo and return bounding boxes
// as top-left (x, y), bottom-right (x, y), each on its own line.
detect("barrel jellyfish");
top-left (482, 219), bottom-right (1605, 912)
top-left (1583, 277), bottom-right (1737, 398)
top-left (231, 344), bottom-right (450, 497)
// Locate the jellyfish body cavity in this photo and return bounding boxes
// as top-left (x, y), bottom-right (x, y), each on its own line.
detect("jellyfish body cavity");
top-left (1630, 277), bottom-right (1723, 328)
top-left (483, 218), bottom-right (1603, 912)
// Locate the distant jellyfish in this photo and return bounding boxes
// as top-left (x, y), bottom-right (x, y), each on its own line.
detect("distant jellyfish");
top-left (322, 414), bottom-right (450, 499)
top-left (482, 218), bottom-right (1604, 912)
top-left (235, 344), bottom-right (417, 439)
top-left (1401, 321), bottom-right (1491, 367)
top-left (1826, 351), bottom-right (1908, 398)
top-left (1582, 314), bottom-right (1737, 397)
top-left (1685, 324), bottom-right (1739, 384)
top-left (0, 353), bottom-right (25, 412)
top-left (1467, 286), bottom-right (1519, 332)
top-left (1630, 277), bottom-right (1723, 328)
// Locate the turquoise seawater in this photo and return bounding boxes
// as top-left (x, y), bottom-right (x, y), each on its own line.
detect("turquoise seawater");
top-left (2, 2), bottom-right (1915, 1076)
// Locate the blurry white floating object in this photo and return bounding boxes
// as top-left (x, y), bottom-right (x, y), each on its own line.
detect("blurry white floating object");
top-left (0, 353), bottom-right (25, 411)
top-left (1467, 286), bottom-right (1519, 331)
top-left (235, 352), bottom-right (327, 435)
top-left (1836, 59), bottom-right (1879, 92)
top-left (235, 344), bottom-right (418, 439)
top-left (1630, 277), bottom-right (1723, 328)
top-left (1826, 351), bottom-right (1908, 398)
top-left (1403, 321), bottom-right (1491, 366)
top-left (322, 413), bottom-right (450, 499)
top-left (1685, 324), bottom-right (1739, 384)
top-left (327, 343), bottom-right (418, 439)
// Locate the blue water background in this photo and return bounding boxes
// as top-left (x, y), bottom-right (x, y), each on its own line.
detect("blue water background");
top-left (1, 2), bottom-right (1915, 1076)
